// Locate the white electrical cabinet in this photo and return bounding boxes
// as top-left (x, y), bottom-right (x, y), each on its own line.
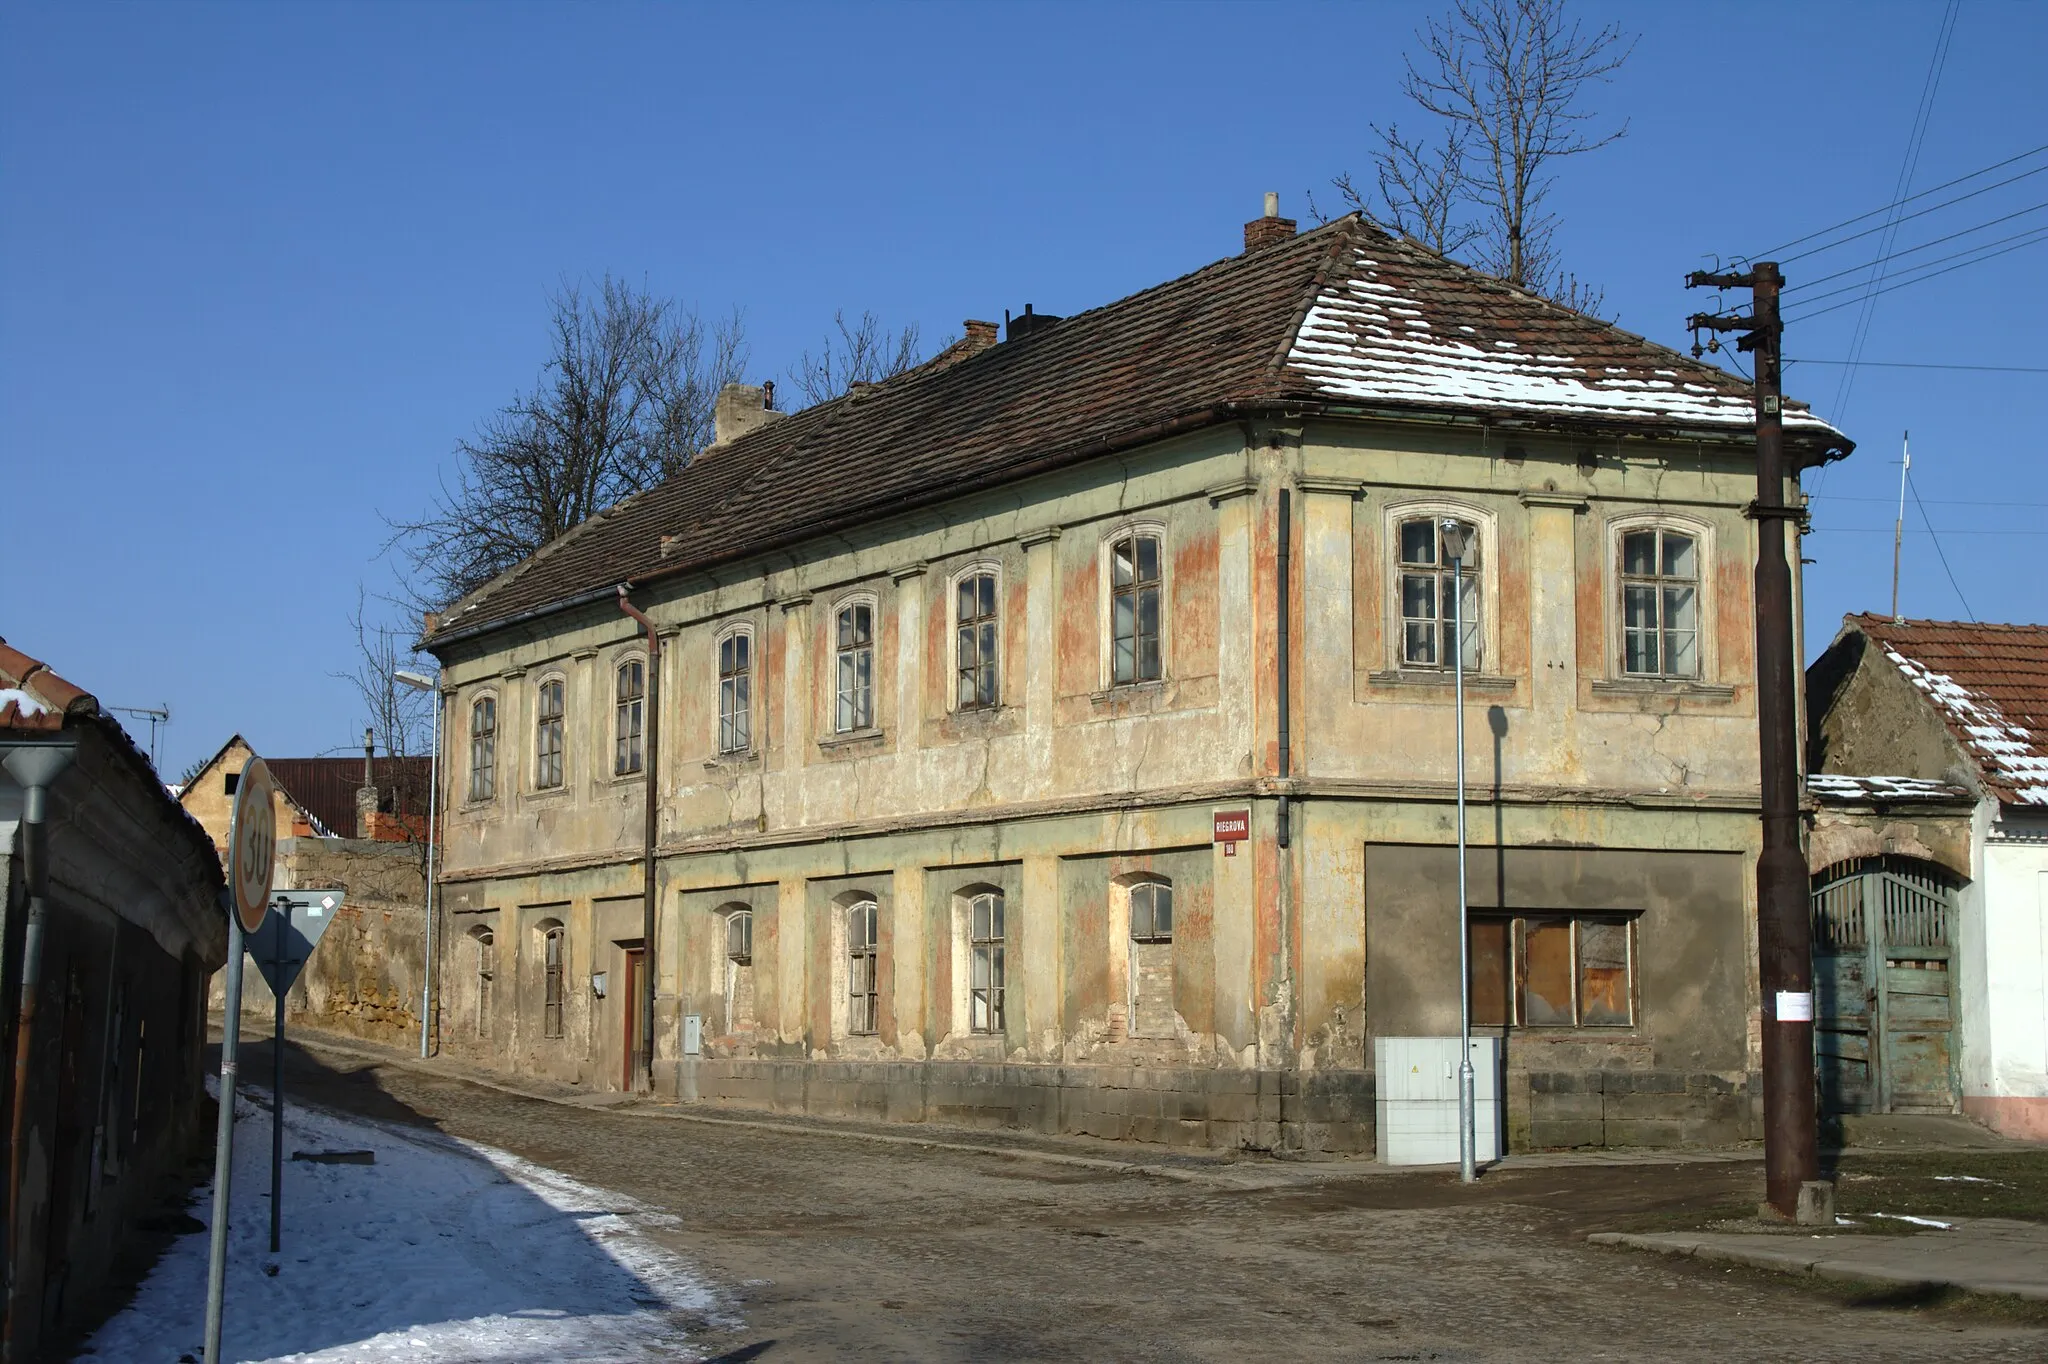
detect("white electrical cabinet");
top-left (1374, 1036), bottom-right (1502, 1166)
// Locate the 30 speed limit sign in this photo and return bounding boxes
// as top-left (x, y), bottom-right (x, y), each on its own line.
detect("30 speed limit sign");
top-left (228, 757), bottom-right (277, 934)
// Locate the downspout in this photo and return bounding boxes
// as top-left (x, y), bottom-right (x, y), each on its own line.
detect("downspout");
top-left (1277, 489), bottom-right (1291, 847)
top-left (3, 740), bottom-right (76, 1361)
top-left (617, 587), bottom-right (660, 1093)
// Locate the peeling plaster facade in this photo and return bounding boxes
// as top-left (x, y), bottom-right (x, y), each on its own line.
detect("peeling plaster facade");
top-left (427, 414), bottom-right (1795, 1154)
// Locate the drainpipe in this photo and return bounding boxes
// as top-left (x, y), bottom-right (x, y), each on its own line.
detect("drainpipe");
top-left (1277, 489), bottom-right (1291, 849)
top-left (3, 740), bottom-right (76, 1361)
top-left (617, 586), bottom-right (660, 1093)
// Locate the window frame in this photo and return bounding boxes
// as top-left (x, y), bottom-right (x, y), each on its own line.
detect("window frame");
top-left (832, 597), bottom-right (877, 734)
top-left (967, 890), bottom-right (1005, 1035)
top-left (467, 692), bottom-right (498, 803)
top-left (1609, 515), bottom-right (1713, 684)
top-left (725, 908), bottom-right (753, 966)
top-left (1099, 523), bottom-right (1168, 689)
top-left (716, 625), bottom-right (754, 755)
top-left (1128, 879), bottom-right (1174, 944)
top-left (613, 656), bottom-right (646, 777)
top-left (533, 675), bottom-right (566, 791)
top-left (541, 925), bottom-right (566, 1039)
top-left (1467, 913), bottom-right (1638, 1030)
top-left (951, 564), bottom-right (1002, 712)
top-left (1393, 513), bottom-right (1483, 672)
top-left (845, 899), bottom-right (879, 1035)
top-left (472, 927), bottom-right (496, 1037)
top-left (1380, 501), bottom-right (1498, 676)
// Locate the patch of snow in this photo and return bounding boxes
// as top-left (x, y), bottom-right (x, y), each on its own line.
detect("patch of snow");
top-left (1882, 645), bottom-right (2048, 806)
top-left (1934, 1174), bottom-right (2009, 1186)
top-left (1869, 1212), bottom-right (1956, 1230)
top-left (0, 688), bottom-right (48, 718)
top-left (1807, 773), bottom-right (1970, 802)
top-left (80, 1084), bottom-right (722, 1363)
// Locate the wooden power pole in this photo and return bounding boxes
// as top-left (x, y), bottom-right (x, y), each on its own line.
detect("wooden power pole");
top-left (1686, 262), bottom-right (1824, 1222)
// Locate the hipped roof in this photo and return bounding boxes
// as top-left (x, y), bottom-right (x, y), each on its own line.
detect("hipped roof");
top-left (429, 215), bottom-right (1850, 649)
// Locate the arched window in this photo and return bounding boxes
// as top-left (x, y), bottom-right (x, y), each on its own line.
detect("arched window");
top-left (846, 899), bottom-right (878, 1034)
top-left (1109, 532), bottom-right (1163, 685)
top-left (968, 891), bottom-right (1004, 1033)
top-left (471, 928), bottom-right (495, 1036)
top-left (723, 907), bottom-right (757, 1037)
top-left (1620, 528), bottom-right (1699, 678)
top-left (542, 926), bottom-right (566, 1039)
top-left (535, 678), bottom-right (565, 789)
top-left (956, 572), bottom-right (1000, 709)
top-left (614, 659), bottom-right (644, 775)
top-left (1397, 517), bottom-right (1481, 670)
top-left (725, 909), bottom-right (753, 965)
top-left (835, 603), bottom-right (874, 732)
top-left (468, 696), bottom-right (497, 801)
top-left (1130, 880), bottom-right (1174, 943)
top-left (718, 630), bottom-right (752, 754)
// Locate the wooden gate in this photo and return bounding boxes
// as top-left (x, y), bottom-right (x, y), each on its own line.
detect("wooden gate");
top-left (1811, 857), bottom-right (1962, 1114)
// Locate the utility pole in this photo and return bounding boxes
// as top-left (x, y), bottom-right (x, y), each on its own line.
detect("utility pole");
top-left (1686, 262), bottom-right (1823, 1223)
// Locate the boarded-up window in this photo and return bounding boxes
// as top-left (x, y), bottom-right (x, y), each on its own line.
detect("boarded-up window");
top-left (1469, 914), bottom-right (1636, 1029)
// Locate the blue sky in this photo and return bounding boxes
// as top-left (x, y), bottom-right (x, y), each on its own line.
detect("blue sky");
top-left (4, 1), bottom-right (2043, 777)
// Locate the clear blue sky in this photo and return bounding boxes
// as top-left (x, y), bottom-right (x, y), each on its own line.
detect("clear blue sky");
top-left (4, 1), bottom-right (2043, 778)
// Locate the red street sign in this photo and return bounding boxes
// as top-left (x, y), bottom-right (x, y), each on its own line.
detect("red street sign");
top-left (1213, 810), bottom-right (1249, 843)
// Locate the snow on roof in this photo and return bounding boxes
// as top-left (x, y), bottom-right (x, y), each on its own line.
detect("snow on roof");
top-left (1807, 773), bottom-right (1972, 804)
top-left (1287, 244), bottom-right (1844, 437)
top-left (1853, 615), bottom-right (2048, 807)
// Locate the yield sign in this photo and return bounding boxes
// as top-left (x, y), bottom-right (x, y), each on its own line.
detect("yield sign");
top-left (247, 889), bottom-right (345, 997)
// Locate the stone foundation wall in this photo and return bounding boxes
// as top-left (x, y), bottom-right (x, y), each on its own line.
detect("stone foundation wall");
top-left (1515, 1069), bottom-right (1757, 1149)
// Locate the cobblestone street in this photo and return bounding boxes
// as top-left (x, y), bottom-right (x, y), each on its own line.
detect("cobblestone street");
top-left (240, 1033), bottom-right (2048, 1363)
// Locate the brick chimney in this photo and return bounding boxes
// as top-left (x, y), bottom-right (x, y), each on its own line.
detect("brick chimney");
top-left (962, 320), bottom-right (999, 355)
top-left (1244, 191), bottom-right (1297, 254)
top-left (711, 382), bottom-right (788, 449)
top-left (355, 726), bottom-right (377, 839)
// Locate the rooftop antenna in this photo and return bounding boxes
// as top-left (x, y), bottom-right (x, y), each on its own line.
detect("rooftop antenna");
top-left (1891, 431), bottom-right (1911, 622)
top-left (107, 703), bottom-right (171, 771)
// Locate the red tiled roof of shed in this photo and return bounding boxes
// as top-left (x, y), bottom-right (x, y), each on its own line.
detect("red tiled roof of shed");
top-left (0, 637), bottom-right (99, 733)
top-left (1852, 614), bottom-right (2048, 807)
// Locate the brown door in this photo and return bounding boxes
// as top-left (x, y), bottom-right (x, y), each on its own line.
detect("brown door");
top-left (621, 947), bottom-right (644, 1092)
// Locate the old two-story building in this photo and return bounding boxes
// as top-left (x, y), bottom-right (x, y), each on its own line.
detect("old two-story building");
top-left (1807, 615), bottom-right (2048, 1140)
top-left (421, 203), bottom-right (1852, 1154)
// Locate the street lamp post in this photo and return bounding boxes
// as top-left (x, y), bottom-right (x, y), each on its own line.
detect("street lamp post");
top-left (1440, 519), bottom-right (1477, 1185)
top-left (394, 668), bottom-right (439, 1060)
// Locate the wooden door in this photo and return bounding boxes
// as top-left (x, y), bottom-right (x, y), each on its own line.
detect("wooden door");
top-left (621, 947), bottom-right (644, 1092)
top-left (1812, 858), bottom-right (1960, 1114)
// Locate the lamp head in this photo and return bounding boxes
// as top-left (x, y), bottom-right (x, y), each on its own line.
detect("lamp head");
top-left (1438, 519), bottom-right (1474, 563)
top-left (392, 669), bottom-right (437, 692)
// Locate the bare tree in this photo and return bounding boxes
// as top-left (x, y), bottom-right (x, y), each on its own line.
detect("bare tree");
top-left (1331, 0), bottom-right (1632, 314)
top-left (337, 588), bottom-right (433, 760)
top-left (391, 277), bottom-right (748, 606)
top-left (788, 310), bottom-right (927, 409)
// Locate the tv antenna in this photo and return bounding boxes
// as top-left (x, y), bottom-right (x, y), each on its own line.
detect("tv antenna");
top-left (106, 703), bottom-right (171, 771)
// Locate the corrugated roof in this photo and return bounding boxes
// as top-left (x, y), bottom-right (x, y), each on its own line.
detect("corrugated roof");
top-left (266, 756), bottom-right (433, 838)
top-left (429, 215), bottom-right (1850, 649)
top-left (1854, 614), bottom-right (2048, 807)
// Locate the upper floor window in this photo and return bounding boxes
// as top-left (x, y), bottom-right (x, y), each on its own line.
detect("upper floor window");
top-left (956, 572), bottom-right (1000, 709)
top-left (835, 603), bottom-right (874, 733)
top-left (468, 696), bottom-right (497, 802)
top-left (1398, 517), bottom-right (1481, 670)
top-left (718, 631), bottom-right (752, 754)
top-left (535, 678), bottom-right (565, 789)
top-left (614, 660), bottom-right (644, 776)
top-left (1110, 533), bottom-right (1162, 685)
top-left (968, 891), bottom-right (1005, 1034)
top-left (1620, 529), bottom-right (1699, 679)
top-left (846, 899), bottom-right (879, 1034)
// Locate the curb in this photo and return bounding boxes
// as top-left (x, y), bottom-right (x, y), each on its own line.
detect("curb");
top-left (1588, 1230), bottom-right (2048, 1303)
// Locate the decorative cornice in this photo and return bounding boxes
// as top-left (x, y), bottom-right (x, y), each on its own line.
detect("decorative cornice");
top-left (890, 561), bottom-right (929, 583)
top-left (776, 593), bottom-right (813, 613)
top-left (570, 647), bottom-right (599, 661)
top-left (1297, 476), bottom-right (1365, 498)
top-left (1207, 479), bottom-right (1258, 506)
top-left (1019, 525), bottom-right (1064, 549)
top-left (1518, 490), bottom-right (1589, 511)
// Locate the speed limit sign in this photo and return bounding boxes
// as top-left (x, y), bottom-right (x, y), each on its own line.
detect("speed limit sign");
top-left (227, 757), bottom-right (277, 934)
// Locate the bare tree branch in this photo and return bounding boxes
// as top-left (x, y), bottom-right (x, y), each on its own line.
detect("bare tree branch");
top-left (387, 277), bottom-right (749, 607)
top-left (788, 310), bottom-right (925, 409)
top-left (336, 586), bottom-right (432, 760)
top-left (1336, 120), bottom-right (1482, 258)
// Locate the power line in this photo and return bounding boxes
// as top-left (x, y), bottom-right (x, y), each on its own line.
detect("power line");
top-left (1751, 142), bottom-right (2048, 260)
top-left (1811, 527), bottom-right (2048, 535)
top-left (1785, 199), bottom-right (2048, 293)
top-left (1814, 494), bottom-right (2048, 506)
top-left (1785, 228), bottom-right (2048, 324)
top-left (1788, 222), bottom-right (2048, 309)
top-left (1909, 469), bottom-right (1975, 619)
top-left (1774, 163), bottom-right (2047, 266)
top-left (1787, 359), bottom-right (2048, 374)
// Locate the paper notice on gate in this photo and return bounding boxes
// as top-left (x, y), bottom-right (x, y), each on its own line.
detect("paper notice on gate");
top-left (1775, 990), bottom-right (1814, 1022)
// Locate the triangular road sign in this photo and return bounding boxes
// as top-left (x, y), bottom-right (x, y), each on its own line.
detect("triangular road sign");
top-left (247, 889), bottom-right (345, 997)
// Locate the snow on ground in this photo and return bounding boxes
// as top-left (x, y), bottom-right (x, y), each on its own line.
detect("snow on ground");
top-left (79, 1083), bottom-right (722, 1363)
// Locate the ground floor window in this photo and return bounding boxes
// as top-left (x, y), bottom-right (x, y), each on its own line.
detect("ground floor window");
top-left (1469, 914), bottom-right (1634, 1028)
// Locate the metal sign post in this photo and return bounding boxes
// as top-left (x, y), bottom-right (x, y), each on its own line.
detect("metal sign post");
top-left (204, 758), bottom-right (276, 1364)
top-left (247, 889), bottom-right (344, 1256)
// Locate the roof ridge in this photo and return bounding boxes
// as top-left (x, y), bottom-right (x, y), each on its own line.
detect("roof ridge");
top-left (1855, 612), bottom-right (2048, 635)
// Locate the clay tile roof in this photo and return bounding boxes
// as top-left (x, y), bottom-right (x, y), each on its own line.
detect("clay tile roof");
top-left (429, 216), bottom-right (1850, 648)
top-left (0, 637), bottom-right (100, 733)
top-left (1853, 614), bottom-right (2048, 807)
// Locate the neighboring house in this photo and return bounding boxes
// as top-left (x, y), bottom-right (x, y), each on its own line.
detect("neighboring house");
top-left (1, 639), bottom-right (225, 1360)
top-left (180, 737), bottom-right (430, 1047)
top-left (422, 202), bottom-right (1853, 1154)
top-left (1807, 615), bottom-right (2048, 1140)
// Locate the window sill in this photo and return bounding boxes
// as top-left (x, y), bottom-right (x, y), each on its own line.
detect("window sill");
top-left (1089, 680), bottom-right (1169, 710)
top-left (1366, 669), bottom-right (1517, 693)
top-left (704, 750), bottom-right (762, 772)
top-left (1589, 678), bottom-right (1734, 700)
top-left (817, 727), bottom-right (886, 752)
